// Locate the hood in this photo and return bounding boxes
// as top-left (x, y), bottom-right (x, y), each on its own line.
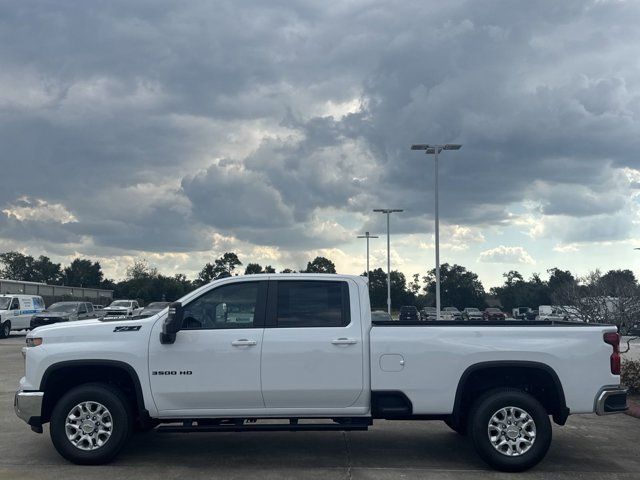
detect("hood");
top-left (28, 318), bottom-right (103, 335)
top-left (34, 311), bottom-right (73, 318)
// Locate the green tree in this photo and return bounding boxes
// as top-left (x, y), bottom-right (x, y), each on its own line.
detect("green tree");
top-left (0, 251), bottom-right (35, 281)
top-left (126, 258), bottom-right (159, 280)
top-left (490, 271), bottom-right (551, 312)
top-left (264, 265), bottom-right (276, 273)
top-left (600, 269), bottom-right (637, 296)
top-left (196, 252), bottom-right (242, 285)
top-left (423, 263), bottom-right (486, 309)
top-left (244, 263), bottom-right (264, 274)
top-left (62, 259), bottom-right (104, 288)
top-left (303, 256), bottom-right (336, 273)
top-left (367, 268), bottom-right (415, 309)
top-left (32, 256), bottom-right (63, 284)
top-left (281, 268), bottom-right (296, 273)
top-left (547, 267), bottom-right (576, 301)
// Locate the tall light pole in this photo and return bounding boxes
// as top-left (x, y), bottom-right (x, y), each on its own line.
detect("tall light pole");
top-left (373, 209), bottom-right (403, 315)
top-left (357, 231), bottom-right (379, 280)
top-left (410, 143), bottom-right (462, 320)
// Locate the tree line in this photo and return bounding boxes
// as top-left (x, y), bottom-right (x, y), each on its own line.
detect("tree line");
top-left (0, 251), bottom-right (338, 305)
top-left (1, 250), bottom-right (637, 328)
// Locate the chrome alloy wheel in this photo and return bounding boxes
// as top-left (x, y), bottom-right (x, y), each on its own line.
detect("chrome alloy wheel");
top-left (65, 401), bottom-right (114, 451)
top-left (487, 406), bottom-right (536, 456)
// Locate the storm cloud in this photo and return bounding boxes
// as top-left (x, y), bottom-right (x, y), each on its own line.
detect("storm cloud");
top-left (1, 0), bottom-right (639, 281)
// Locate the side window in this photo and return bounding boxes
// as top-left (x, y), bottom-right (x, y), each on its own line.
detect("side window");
top-left (87, 303), bottom-right (94, 313)
top-left (78, 303), bottom-right (87, 314)
top-left (10, 298), bottom-right (19, 310)
top-left (276, 281), bottom-right (349, 328)
top-left (182, 282), bottom-right (260, 330)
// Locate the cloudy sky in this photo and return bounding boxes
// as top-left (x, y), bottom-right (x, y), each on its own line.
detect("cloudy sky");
top-left (1, 0), bottom-right (639, 287)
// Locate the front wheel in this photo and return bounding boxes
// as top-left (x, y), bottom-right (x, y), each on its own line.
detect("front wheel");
top-left (469, 388), bottom-right (551, 472)
top-left (50, 383), bottom-right (132, 465)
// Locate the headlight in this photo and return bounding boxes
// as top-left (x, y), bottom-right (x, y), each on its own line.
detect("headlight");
top-left (26, 337), bottom-right (43, 347)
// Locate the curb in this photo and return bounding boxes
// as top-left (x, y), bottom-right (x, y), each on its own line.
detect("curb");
top-left (625, 399), bottom-right (640, 419)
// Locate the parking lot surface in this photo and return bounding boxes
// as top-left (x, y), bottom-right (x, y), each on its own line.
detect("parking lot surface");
top-left (2, 333), bottom-right (640, 480)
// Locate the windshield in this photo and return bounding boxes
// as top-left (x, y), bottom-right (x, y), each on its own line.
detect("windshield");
top-left (0, 297), bottom-right (11, 310)
top-left (486, 308), bottom-right (500, 312)
top-left (444, 307), bottom-right (459, 312)
top-left (110, 301), bottom-right (131, 307)
top-left (467, 308), bottom-right (479, 312)
top-left (48, 302), bottom-right (78, 312)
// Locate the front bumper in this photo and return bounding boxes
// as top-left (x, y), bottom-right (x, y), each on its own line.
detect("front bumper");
top-left (595, 386), bottom-right (628, 415)
top-left (14, 390), bottom-right (44, 432)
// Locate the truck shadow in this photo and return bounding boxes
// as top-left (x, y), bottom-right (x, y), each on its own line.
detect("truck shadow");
top-left (118, 420), bottom-right (627, 473)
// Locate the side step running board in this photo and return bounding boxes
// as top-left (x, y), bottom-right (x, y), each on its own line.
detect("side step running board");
top-left (157, 422), bottom-right (370, 433)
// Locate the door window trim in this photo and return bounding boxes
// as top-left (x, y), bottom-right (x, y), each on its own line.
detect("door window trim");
top-left (265, 280), bottom-right (351, 328)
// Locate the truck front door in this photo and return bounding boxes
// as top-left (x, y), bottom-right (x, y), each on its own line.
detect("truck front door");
top-left (260, 279), bottom-right (366, 412)
top-left (149, 280), bottom-right (268, 414)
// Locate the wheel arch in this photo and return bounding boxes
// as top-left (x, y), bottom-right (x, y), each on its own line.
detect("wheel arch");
top-left (453, 361), bottom-right (569, 426)
top-left (39, 360), bottom-right (149, 425)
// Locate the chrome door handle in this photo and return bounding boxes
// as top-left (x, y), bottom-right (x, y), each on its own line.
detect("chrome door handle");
top-left (331, 338), bottom-right (358, 345)
top-left (231, 339), bottom-right (257, 347)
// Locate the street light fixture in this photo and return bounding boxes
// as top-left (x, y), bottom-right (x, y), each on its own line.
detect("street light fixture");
top-left (373, 209), bottom-right (403, 315)
top-left (410, 143), bottom-right (462, 320)
top-left (357, 231), bottom-right (379, 280)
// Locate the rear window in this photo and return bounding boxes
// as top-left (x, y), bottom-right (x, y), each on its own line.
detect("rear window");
top-left (276, 281), bottom-right (349, 328)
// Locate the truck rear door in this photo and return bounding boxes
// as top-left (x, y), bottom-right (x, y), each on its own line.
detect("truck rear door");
top-left (260, 279), bottom-right (365, 411)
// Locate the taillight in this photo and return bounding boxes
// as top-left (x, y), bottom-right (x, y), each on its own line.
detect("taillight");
top-left (603, 332), bottom-right (621, 375)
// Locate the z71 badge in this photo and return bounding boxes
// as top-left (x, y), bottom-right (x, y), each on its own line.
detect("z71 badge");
top-left (113, 326), bottom-right (142, 332)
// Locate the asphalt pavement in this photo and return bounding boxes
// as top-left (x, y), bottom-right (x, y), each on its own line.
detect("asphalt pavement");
top-left (2, 332), bottom-right (640, 480)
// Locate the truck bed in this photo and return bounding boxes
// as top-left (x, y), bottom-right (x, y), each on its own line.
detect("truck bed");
top-left (369, 321), bottom-right (618, 416)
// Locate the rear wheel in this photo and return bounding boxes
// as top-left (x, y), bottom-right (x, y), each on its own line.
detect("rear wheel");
top-left (0, 321), bottom-right (10, 338)
top-left (50, 383), bottom-right (132, 465)
top-left (468, 388), bottom-right (551, 472)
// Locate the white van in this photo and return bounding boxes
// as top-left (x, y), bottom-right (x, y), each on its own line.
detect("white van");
top-left (0, 294), bottom-right (45, 338)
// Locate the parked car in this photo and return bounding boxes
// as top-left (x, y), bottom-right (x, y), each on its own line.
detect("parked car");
top-left (483, 307), bottom-right (506, 321)
top-left (398, 305), bottom-right (419, 322)
top-left (0, 294), bottom-right (45, 338)
top-left (92, 304), bottom-right (106, 318)
top-left (16, 273), bottom-right (627, 472)
top-left (512, 307), bottom-right (532, 320)
top-left (524, 309), bottom-right (538, 321)
top-left (371, 310), bottom-right (393, 322)
top-left (30, 302), bottom-right (96, 329)
top-left (420, 307), bottom-right (437, 321)
top-left (134, 301), bottom-right (171, 318)
top-left (535, 305), bottom-right (567, 321)
top-left (441, 306), bottom-right (462, 320)
top-left (462, 307), bottom-right (483, 321)
top-left (103, 300), bottom-right (141, 319)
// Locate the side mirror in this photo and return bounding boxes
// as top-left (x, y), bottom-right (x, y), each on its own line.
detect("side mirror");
top-left (160, 302), bottom-right (184, 345)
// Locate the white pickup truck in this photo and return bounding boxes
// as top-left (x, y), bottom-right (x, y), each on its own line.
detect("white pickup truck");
top-left (15, 274), bottom-right (627, 472)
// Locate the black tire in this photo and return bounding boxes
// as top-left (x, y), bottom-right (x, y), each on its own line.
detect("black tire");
top-left (444, 418), bottom-right (467, 435)
top-left (468, 388), bottom-right (551, 472)
top-left (0, 321), bottom-right (10, 338)
top-left (50, 383), bottom-right (132, 465)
